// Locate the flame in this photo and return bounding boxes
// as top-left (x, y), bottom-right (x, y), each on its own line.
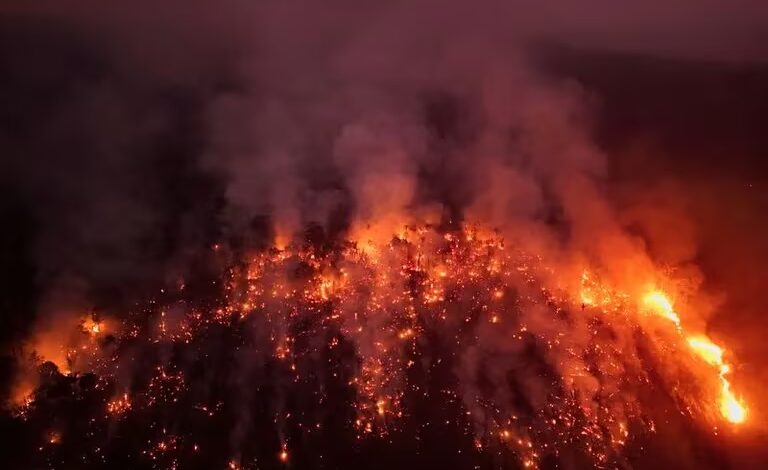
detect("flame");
top-left (82, 317), bottom-right (105, 335)
top-left (720, 386), bottom-right (747, 424)
top-left (13, 223), bottom-right (752, 468)
top-left (687, 336), bottom-right (747, 424)
top-left (644, 291), bottom-right (747, 424)
top-left (642, 291), bottom-right (681, 327)
top-left (578, 270), bottom-right (628, 310)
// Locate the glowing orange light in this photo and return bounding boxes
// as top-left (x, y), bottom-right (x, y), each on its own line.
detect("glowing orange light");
top-left (687, 336), bottom-right (747, 424)
top-left (687, 336), bottom-right (723, 365)
top-left (14, 220), bottom-right (755, 469)
top-left (47, 431), bottom-right (61, 444)
top-left (82, 317), bottom-right (105, 336)
top-left (720, 387), bottom-right (747, 424)
top-left (107, 393), bottom-right (132, 416)
top-left (642, 291), bottom-right (681, 326)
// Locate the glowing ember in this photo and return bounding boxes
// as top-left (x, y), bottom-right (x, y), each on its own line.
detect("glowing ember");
top-left (11, 223), bottom-right (751, 468)
top-left (47, 430), bottom-right (62, 445)
top-left (82, 317), bottom-right (105, 335)
top-left (107, 393), bottom-right (132, 416)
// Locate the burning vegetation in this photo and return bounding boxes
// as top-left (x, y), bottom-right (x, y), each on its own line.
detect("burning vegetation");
top-left (1, 2), bottom-right (765, 469)
top-left (7, 222), bottom-right (750, 469)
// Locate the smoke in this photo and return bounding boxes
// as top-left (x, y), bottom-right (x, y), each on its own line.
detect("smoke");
top-left (1, 0), bottom-right (767, 468)
top-left (0, 0), bottom-right (763, 310)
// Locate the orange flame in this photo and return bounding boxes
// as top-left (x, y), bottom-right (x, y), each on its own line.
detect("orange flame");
top-left (642, 291), bottom-right (681, 327)
top-left (687, 336), bottom-right (747, 424)
top-left (643, 291), bottom-right (746, 424)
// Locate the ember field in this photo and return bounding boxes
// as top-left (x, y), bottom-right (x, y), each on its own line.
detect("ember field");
top-left (3, 224), bottom-right (754, 469)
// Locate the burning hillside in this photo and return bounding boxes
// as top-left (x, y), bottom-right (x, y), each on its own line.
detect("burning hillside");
top-left (7, 222), bottom-right (750, 469)
top-left (1, 1), bottom-right (767, 469)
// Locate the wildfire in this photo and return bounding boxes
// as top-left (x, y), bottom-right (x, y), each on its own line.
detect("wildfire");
top-left (687, 336), bottom-right (747, 424)
top-left (13, 223), bottom-right (751, 468)
top-left (642, 291), bottom-right (681, 327)
top-left (578, 272), bottom-right (747, 426)
top-left (642, 291), bottom-right (747, 424)
top-left (82, 317), bottom-right (105, 336)
top-left (107, 393), bottom-right (132, 416)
